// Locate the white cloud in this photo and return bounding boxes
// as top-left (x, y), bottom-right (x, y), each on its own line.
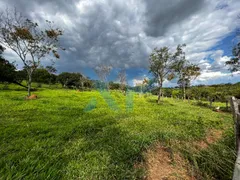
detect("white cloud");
top-left (132, 79), bottom-right (143, 87)
top-left (196, 71), bottom-right (229, 82)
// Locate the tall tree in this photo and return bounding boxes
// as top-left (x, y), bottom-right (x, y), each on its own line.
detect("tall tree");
top-left (0, 8), bottom-right (64, 96)
top-left (94, 65), bottom-right (112, 90)
top-left (149, 47), bottom-right (176, 104)
top-left (118, 68), bottom-right (127, 94)
top-left (173, 45), bottom-right (200, 99)
top-left (179, 64), bottom-right (200, 99)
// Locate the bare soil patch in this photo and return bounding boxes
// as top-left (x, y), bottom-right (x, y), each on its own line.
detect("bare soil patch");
top-left (145, 145), bottom-right (195, 180)
top-left (144, 129), bottom-right (223, 179)
top-left (194, 129), bottom-right (223, 150)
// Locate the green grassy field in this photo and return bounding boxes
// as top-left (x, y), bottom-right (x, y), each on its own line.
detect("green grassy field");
top-left (0, 87), bottom-right (236, 179)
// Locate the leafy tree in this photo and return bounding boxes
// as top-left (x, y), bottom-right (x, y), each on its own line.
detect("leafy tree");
top-left (173, 45), bottom-right (201, 100)
top-left (58, 72), bottom-right (72, 88)
top-left (149, 47), bottom-right (176, 104)
top-left (172, 89), bottom-right (181, 98)
top-left (46, 65), bottom-right (57, 85)
top-left (145, 78), bottom-right (157, 93)
top-left (226, 42), bottom-right (240, 72)
top-left (0, 8), bottom-right (64, 96)
top-left (57, 72), bottom-right (86, 89)
top-left (16, 69), bottom-right (27, 83)
top-left (32, 68), bottom-right (51, 84)
top-left (46, 65), bottom-right (57, 74)
top-left (141, 78), bottom-right (149, 93)
top-left (190, 86), bottom-right (202, 101)
top-left (162, 88), bottom-right (173, 97)
top-left (83, 78), bottom-right (93, 89)
top-left (0, 45), bottom-right (27, 88)
top-left (109, 81), bottom-right (120, 90)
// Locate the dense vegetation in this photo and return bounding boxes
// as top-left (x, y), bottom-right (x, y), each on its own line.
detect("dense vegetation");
top-left (151, 83), bottom-right (240, 104)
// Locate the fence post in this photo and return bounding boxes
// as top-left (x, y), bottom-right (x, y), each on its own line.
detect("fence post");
top-left (230, 97), bottom-right (240, 152)
top-left (230, 97), bottom-right (240, 180)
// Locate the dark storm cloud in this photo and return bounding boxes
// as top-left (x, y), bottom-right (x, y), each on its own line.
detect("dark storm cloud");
top-left (0, 0), bottom-right (206, 72)
top-left (144, 0), bottom-right (205, 37)
top-left (52, 0), bottom-right (149, 71)
top-left (5, 0), bottom-right (77, 16)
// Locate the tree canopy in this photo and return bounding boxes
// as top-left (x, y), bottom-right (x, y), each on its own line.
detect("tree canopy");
top-left (226, 42), bottom-right (240, 72)
top-left (0, 45), bottom-right (27, 88)
top-left (0, 8), bottom-right (64, 96)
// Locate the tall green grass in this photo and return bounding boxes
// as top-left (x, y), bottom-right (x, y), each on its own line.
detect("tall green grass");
top-left (0, 88), bottom-right (235, 179)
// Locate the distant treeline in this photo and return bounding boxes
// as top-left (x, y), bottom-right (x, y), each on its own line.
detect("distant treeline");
top-left (151, 83), bottom-right (240, 102)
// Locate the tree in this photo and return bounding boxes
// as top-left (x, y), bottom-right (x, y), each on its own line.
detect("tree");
top-left (177, 64), bottom-right (200, 100)
top-left (226, 42), bottom-right (240, 72)
top-left (118, 68), bottom-right (127, 94)
top-left (173, 45), bottom-right (200, 100)
top-left (94, 65), bottom-right (112, 90)
top-left (0, 45), bottom-right (27, 88)
top-left (32, 68), bottom-right (51, 84)
top-left (46, 65), bottom-right (57, 85)
top-left (109, 81), bottom-right (120, 90)
top-left (46, 65), bottom-right (57, 74)
top-left (145, 78), bottom-right (157, 93)
top-left (141, 78), bottom-right (149, 94)
top-left (149, 47), bottom-right (176, 104)
top-left (0, 8), bottom-right (63, 96)
top-left (57, 72), bottom-right (85, 89)
top-left (16, 69), bottom-right (27, 84)
top-left (58, 72), bottom-right (71, 88)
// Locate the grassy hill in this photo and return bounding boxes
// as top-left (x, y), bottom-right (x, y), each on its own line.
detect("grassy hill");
top-left (0, 88), bottom-right (236, 179)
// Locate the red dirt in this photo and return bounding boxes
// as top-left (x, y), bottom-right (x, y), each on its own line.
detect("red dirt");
top-left (26, 94), bottom-right (38, 100)
top-left (145, 145), bottom-right (195, 180)
top-left (144, 129), bottom-right (223, 179)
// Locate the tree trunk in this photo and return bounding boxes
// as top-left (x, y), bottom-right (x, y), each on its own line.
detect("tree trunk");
top-left (183, 85), bottom-right (186, 100)
top-left (157, 83), bottom-right (162, 104)
top-left (27, 71), bottom-right (32, 97)
top-left (210, 99), bottom-right (213, 107)
top-left (81, 81), bottom-right (84, 90)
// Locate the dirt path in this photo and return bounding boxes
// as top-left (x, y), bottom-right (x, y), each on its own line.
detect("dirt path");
top-left (145, 145), bottom-right (194, 180)
top-left (144, 129), bottom-right (223, 180)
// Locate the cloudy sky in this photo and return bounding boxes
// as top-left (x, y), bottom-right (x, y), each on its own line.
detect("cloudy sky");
top-left (1, 0), bottom-right (240, 87)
